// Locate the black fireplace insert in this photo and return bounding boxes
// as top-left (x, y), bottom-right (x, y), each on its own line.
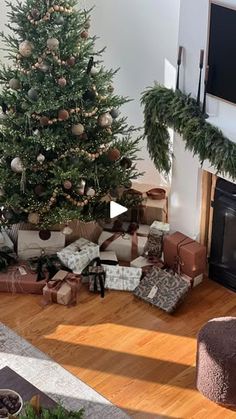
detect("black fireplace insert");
top-left (209, 177), bottom-right (236, 291)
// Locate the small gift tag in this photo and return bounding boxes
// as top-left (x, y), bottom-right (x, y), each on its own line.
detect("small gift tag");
top-left (18, 266), bottom-right (27, 276)
top-left (147, 285), bottom-right (158, 299)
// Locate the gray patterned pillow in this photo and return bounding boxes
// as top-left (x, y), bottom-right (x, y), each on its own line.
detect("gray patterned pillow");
top-left (133, 268), bottom-right (190, 313)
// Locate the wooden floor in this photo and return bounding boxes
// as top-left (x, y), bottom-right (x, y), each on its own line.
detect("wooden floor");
top-left (0, 279), bottom-right (236, 418)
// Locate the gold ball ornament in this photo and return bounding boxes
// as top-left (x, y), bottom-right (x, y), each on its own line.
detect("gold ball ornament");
top-left (98, 113), bottom-right (113, 128)
top-left (107, 148), bottom-right (121, 162)
top-left (86, 187), bottom-right (96, 197)
top-left (58, 109), bottom-right (69, 121)
top-left (58, 77), bottom-right (67, 87)
top-left (9, 78), bottom-right (21, 90)
top-left (11, 157), bottom-right (24, 173)
top-left (28, 212), bottom-right (40, 225)
top-left (47, 38), bottom-right (59, 50)
top-left (19, 40), bottom-right (33, 57)
top-left (72, 123), bottom-right (85, 136)
top-left (37, 153), bottom-right (45, 164)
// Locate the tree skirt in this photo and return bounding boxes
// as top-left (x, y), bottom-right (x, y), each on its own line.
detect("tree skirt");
top-left (0, 323), bottom-right (129, 419)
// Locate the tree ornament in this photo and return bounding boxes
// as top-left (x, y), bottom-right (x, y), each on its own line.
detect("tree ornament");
top-left (9, 78), bottom-right (21, 90)
top-left (39, 230), bottom-right (51, 240)
top-left (86, 187), bottom-right (96, 197)
top-left (76, 180), bottom-right (86, 195)
top-left (11, 157), bottom-right (24, 173)
top-left (82, 89), bottom-right (96, 101)
top-left (67, 56), bottom-right (76, 66)
top-left (90, 66), bottom-right (99, 76)
top-left (58, 77), bottom-right (67, 87)
top-left (40, 116), bottom-right (49, 126)
top-left (120, 157), bottom-right (132, 169)
top-left (28, 212), bottom-right (40, 225)
top-left (28, 88), bottom-right (38, 101)
top-left (4, 209), bottom-right (14, 221)
top-left (81, 30), bottom-right (89, 39)
top-left (108, 84), bottom-right (114, 93)
top-left (34, 184), bottom-right (45, 197)
top-left (37, 153), bottom-right (45, 164)
top-left (110, 108), bottom-right (119, 119)
top-left (107, 148), bottom-right (121, 162)
top-left (98, 113), bottom-right (113, 128)
top-left (39, 63), bottom-right (49, 72)
top-left (19, 40), bottom-right (33, 57)
top-left (31, 8), bottom-right (40, 19)
top-left (63, 180), bottom-right (72, 190)
top-left (47, 38), bottom-right (59, 50)
top-left (72, 123), bottom-right (84, 135)
top-left (58, 109), bottom-right (69, 121)
top-left (62, 226), bottom-right (73, 235)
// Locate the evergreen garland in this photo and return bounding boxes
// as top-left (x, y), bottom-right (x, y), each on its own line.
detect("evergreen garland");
top-left (141, 84), bottom-right (236, 179)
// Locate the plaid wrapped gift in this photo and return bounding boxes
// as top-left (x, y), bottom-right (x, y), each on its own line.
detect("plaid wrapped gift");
top-left (57, 238), bottom-right (99, 274)
top-left (133, 268), bottom-right (190, 313)
top-left (102, 265), bottom-right (142, 291)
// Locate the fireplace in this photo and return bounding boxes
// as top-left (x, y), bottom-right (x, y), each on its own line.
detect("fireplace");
top-left (209, 177), bottom-right (236, 291)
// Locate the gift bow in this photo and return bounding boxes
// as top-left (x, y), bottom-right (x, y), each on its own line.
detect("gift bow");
top-left (45, 273), bottom-right (80, 306)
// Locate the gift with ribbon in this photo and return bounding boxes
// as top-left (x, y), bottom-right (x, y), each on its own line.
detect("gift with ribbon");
top-left (57, 238), bottom-right (100, 274)
top-left (87, 257), bottom-right (106, 298)
top-left (27, 252), bottom-right (66, 281)
top-left (43, 270), bottom-right (80, 306)
top-left (163, 232), bottom-right (207, 279)
top-left (17, 230), bottom-right (65, 260)
top-left (102, 265), bottom-right (142, 291)
top-left (98, 221), bottom-right (148, 262)
top-left (0, 262), bottom-right (46, 294)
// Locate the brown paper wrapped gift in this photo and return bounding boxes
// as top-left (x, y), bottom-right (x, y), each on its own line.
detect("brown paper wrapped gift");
top-left (0, 263), bottom-right (46, 294)
top-left (43, 270), bottom-right (81, 306)
top-left (163, 232), bottom-right (206, 278)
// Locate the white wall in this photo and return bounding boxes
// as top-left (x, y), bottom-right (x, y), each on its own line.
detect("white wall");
top-left (85, 0), bottom-right (180, 185)
top-left (169, 0), bottom-right (236, 239)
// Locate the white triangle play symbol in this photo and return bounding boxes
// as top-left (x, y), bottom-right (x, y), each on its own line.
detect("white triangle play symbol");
top-left (110, 201), bottom-right (128, 219)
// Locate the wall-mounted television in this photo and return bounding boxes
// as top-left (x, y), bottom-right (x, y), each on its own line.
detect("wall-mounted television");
top-left (207, 2), bottom-right (236, 104)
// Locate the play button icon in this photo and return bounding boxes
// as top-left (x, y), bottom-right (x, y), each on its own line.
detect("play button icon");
top-left (110, 201), bottom-right (128, 219)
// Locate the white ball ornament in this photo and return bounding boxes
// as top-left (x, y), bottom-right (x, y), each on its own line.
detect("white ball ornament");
top-left (37, 153), bottom-right (45, 164)
top-left (47, 38), bottom-right (59, 50)
top-left (90, 66), bottom-right (99, 76)
top-left (62, 226), bottom-right (73, 236)
top-left (11, 157), bottom-right (24, 173)
top-left (19, 40), bottom-right (33, 57)
top-left (86, 188), bottom-right (96, 197)
top-left (98, 113), bottom-right (113, 128)
top-left (72, 123), bottom-right (85, 136)
top-left (28, 212), bottom-right (40, 225)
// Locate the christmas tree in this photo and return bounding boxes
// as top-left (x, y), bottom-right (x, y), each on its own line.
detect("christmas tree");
top-left (0, 0), bottom-right (141, 229)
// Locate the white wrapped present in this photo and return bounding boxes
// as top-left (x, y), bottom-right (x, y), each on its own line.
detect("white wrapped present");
top-left (102, 265), bottom-right (142, 291)
top-left (150, 221), bottom-right (170, 235)
top-left (17, 230), bottom-right (65, 259)
top-left (57, 238), bottom-right (99, 274)
top-left (98, 231), bottom-right (147, 262)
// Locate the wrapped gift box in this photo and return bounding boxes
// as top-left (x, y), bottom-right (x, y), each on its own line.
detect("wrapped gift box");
top-left (17, 230), bottom-right (65, 260)
top-left (100, 251), bottom-right (118, 265)
top-left (57, 238), bottom-right (99, 274)
top-left (133, 268), bottom-right (190, 313)
top-left (43, 270), bottom-right (80, 306)
top-left (163, 232), bottom-right (206, 278)
top-left (150, 221), bottom-right (170, 235)
top-left (102, 265), bottom-right (142, 291)
top-left (98, 231), bottom-right (147, 262)
top-left (0, 263), bottom-right (46, 294)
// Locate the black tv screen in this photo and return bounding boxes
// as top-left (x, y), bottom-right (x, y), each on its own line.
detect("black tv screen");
top-left (207, 3), bottom-right (236, 104)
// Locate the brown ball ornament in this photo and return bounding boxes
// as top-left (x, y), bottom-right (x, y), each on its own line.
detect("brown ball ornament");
top-left (58, 77), bottom-right (67, 87)
top-left (72, 123), bottom-right (85, 136)
top-left (9, 78), bottom-right (21, 90)
top-left (107, 148), bottom-right (121, 162)
top-left (67, 56), bottom-right (76, 66)
top-left (31, 8), bottom-right (40, 19)
top-left (58, 109), bottom-right (69, 121)
top-left (81, 30), bottom-right (89, 39)
top-left (40, 116), bottom-right (50, 126)
top-left (63, 180), bottom-right (72, 190)
top-left (34, 184), bottom-right (45, 197)
top-left (28, 212), bottom-right (40, 225)
top-left (120, 157), bottom-right (132, 169)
